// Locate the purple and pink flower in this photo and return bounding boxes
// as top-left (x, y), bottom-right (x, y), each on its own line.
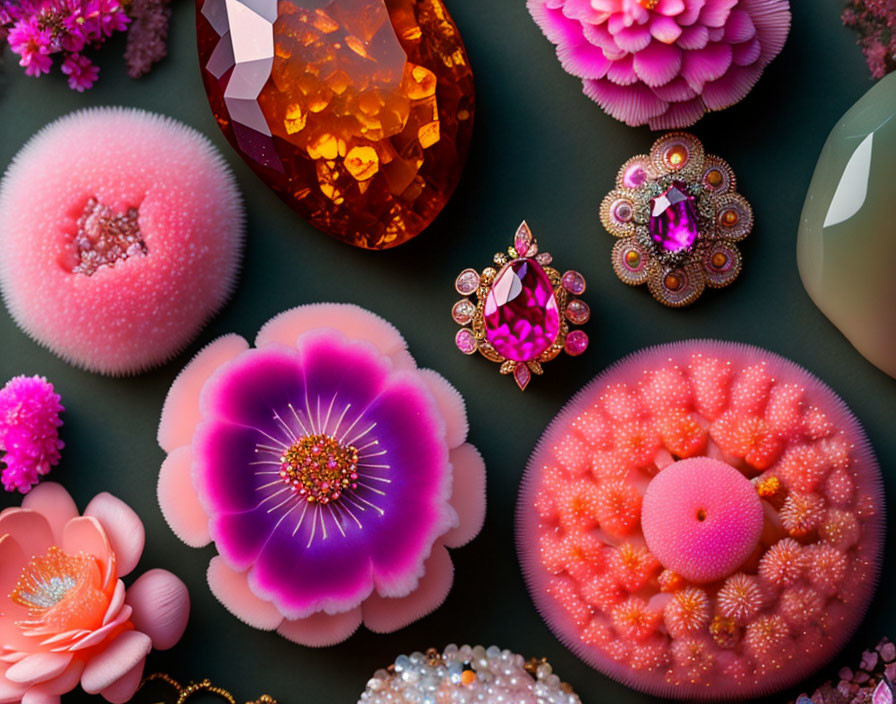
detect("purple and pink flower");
top-left (157, 303), bottom-right (486, 646)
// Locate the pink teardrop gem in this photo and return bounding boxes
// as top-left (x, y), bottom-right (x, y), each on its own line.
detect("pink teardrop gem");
top-left (649, 180), bottom-right (699, 253)
top-left (484, 259), bottom-right (560, 362)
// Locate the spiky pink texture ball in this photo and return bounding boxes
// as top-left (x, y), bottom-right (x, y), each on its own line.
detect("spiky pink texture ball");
top-left (0, 375), bottom-right (64, 493)
top-left (642, 457), bottom-right (763, 583)
top-left (517, 341), bottom-right (885, 700)
top-left (0, 108), bottom-right (244, 375)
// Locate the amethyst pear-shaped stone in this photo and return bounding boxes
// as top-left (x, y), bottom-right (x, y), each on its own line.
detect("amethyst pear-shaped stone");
top-left (484, 259), bottom-right (560, 362)
top-left (650, 181), bottom-right (699, 253)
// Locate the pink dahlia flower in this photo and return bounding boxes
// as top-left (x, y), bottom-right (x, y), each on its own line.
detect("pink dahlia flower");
top-left (0, 483), bottom-right (190, 704)
top-left (0, 375), bottom-right (64, 494)
top-left (157, 303), bottom-right (486, 646)
top-left (528, 0), bottom-right (792, 129)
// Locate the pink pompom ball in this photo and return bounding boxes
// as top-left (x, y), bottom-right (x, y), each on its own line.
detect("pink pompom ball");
top-left (0, 107), bottom-right (245, 375)
top-left (642, 457), bottom-right (764, 583)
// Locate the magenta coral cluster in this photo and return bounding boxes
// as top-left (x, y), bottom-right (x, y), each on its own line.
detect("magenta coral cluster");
top-left (0, 374), bottom-right (64, 494)
top-left (843, 0), bottom-right (896, 78)
top-left (0, 0), bottom-right (129, 90)
top-left (123, 0), bottom-right (170, 78)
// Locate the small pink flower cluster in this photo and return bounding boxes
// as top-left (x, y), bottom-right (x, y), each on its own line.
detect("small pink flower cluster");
top-left (0, 374), bottom-right (64, 493)
top-left (843, 0), bottom-right (896, 79)
top-left (1, 0), bottom-right (129, 90)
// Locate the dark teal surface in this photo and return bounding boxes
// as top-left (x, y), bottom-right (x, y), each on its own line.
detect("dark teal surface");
top-left (0, 1), bottom-right (894, 702)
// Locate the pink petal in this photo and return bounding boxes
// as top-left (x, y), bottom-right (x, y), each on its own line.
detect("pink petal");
top-left (440, 444), bottom-right (486, 549)
top-left (158, 334), bottom-right (249, 452)
top-left (681, 42), bottom-right (733, 91)
top-left (655, 0), bottom-right (685, 14)
top-left (418, 370), bottom-right (468, 449)
top-left (633, 41), bottom-right (682, 87)
top-left (255, 303), bottom-right (412, 370)
top-left (62, 517), bottom-right (113, 585)
top-left (650, 14), bottom-right (682, 43)
top-left (724, 8), bottom-right (755, 42)
top-left (582, 23), bottom-right (626, 60)
top-left (745, 0), bottom-right (791, 62)
top-left (80, 631), bottom-right (151, 695)
top-left (650, 76), bottom-right (697, 101)
top-left (97, 658), bottom-right (145, 704)
top-left (583, 79), bottom-right (668, 126)
top-left (732, 36), bottom-right (761, 65)
top-left (0, 675), bottom-right (27, 704)
top-left (276, 607), bottom-right (362, 647)
top-left (84, 493), bottom-right (144, 578)
top-left (699, 0), bottom-right (737, 27)
top-left (157, 446), bottom-right (210, 548)
top-left (21, 483), bottom-right (78, 543)
top-left (557, 41), bottom-right (611, 79)
top-left (68, 607), bottom-right (132, 651)
top-left (677, 24), bottom-right (709, 49)
top-left (677, 0), bottom-right (705, 25)
top-left (362, 544), bottom-right (453, 633)
top-left (22, 690), bottom-right (60, 704)
top-left (647, 96), bottom-right (707, 129)
top-left (0, 509), bottom-right (55, 560)
top-left (207, 556), bottom-right (283, 631)
top-left (527, 0), bottom-right (584, 47)
top-left (0, 533), bottom-right (27, 599)
top-left (22, 660), bottom-right (84, 699)
top-left (613, 25), bottom-right (652, 53)
top-left (701, 63), bottom-right (762, 109)
top-left (102, 581), bottom-right (127, 626)
top-left (5, 654), bottom-right (73, 685)
top-left (126, 569), bottom-right (190, 650)
top-left (607, 55), bottom-right (638, 85)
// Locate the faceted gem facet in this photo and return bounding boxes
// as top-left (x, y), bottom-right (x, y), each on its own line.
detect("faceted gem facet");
top-left (197, 0), bottom-right (475, 250)
top-left (649, 181), bottom-right (699, 253)
top-left (484, 259), bottom-right (560, 362)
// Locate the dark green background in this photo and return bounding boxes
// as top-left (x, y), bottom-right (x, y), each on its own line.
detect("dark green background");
top-left (1, 1), bottom-right (894, 702)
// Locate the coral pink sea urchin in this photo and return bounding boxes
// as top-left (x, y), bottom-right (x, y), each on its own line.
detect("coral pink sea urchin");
top-left (157, 303), bottom-right (486, 646)
top-left (528, 0), bottom-right (792, 129)
top-left (0, 108), bottom-right (244, 375)
top-left (517, 341), bottom-right (884, 699)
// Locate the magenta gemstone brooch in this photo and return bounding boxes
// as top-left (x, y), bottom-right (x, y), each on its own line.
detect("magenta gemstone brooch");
top-left (453, 221), bottom-right (589, 390)
top-left (601, 133), bottom-right (753, 308)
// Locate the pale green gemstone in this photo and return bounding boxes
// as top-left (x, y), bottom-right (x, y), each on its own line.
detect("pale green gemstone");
top-left (798, 73), bottom-right (896, 378)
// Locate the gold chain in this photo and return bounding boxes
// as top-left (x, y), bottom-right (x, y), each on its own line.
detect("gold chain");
top-left (140, 673), bottom-right (277, 704)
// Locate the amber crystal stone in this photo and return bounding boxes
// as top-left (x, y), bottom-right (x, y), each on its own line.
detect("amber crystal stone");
top-left (196, 0), bottom-right (475, 249)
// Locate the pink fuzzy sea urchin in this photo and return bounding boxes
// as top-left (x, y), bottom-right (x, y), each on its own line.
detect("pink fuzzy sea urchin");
top-left (517, 341), bottom-right (884, 699)
top-left (527, 0), bottom-right (792, 129)
top-left (157, 303), bottom-right (486, 646)
top-left (0, 108), bottom-right (244, 375)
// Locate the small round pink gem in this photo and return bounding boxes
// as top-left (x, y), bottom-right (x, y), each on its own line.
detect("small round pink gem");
top-left (455, 329), bottom-right (477, 355)
top-left (561, 270), bottom-right (586, 295)
top-left (613, 199), bottom-right (633, 223)
top-left (455, 268), bottom-right (480, 295)
top-left (452, 299), bottom-right (475, 325)
top-left (564, 330), bottom-right (588, 356)
top-left (565, 299), bottom-right (590, 325)
top-left (535, 252), bottom-right (552, 266)
top-left (624, 163), bottom-right (648, 189)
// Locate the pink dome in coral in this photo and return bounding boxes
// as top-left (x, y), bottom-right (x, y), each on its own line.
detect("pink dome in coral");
top-left (0, 107), bottom-right (244, 375)
top-left (517, 341), bottom-right (884, 699)
top-left (527, 0), bottom-right (792, 129)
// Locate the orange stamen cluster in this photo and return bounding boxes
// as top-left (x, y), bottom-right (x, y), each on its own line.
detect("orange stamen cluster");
top-left (280, 433), bottom-right (359, 504)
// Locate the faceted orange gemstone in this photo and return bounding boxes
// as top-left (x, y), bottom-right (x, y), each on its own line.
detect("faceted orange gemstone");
top-left (197, 0), bottom-right (475, 249)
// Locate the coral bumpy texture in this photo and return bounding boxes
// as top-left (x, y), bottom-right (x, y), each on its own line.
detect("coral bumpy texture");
top-left (518, 341), bottom-right (884, 699)
top-left (0, 376), bottom-right (64, 494)
top-left (0, 483), bottom-right (189, 704)
top-left (157, 303), bottom-right (486, 646)
top-left (843, 0), bottom-right (896, 78)
top-left (527, 0), bottom-right (791, 129)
